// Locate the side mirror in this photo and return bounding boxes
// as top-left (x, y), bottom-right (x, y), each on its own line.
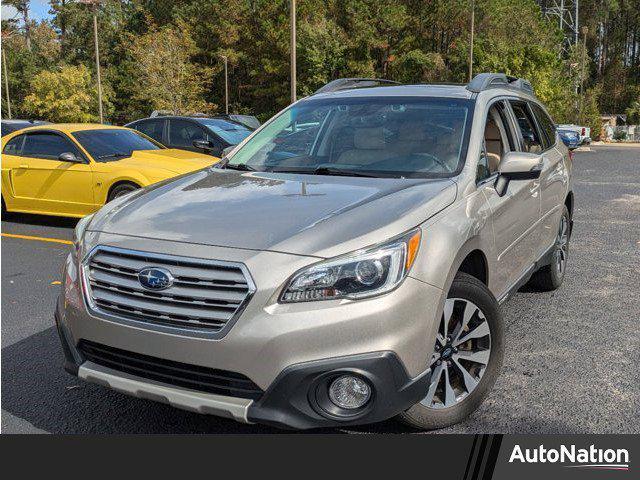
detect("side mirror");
top-left (494, 151), bottom-right (543, 196)
top-left (58, 152), bottom-right (81, 163)
top-left (193, 139), bottom-right (213, 150)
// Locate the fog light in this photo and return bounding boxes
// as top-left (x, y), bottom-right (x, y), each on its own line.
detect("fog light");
top-left (328, 375), bottom-right (371, 409)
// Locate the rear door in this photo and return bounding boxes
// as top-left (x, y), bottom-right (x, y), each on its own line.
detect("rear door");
top-left (9, 131), bottom-right (95, 216)
top-left (529, 102), bottom-right (568, 254)
top-left (131, 119), bottom-right (166, 145)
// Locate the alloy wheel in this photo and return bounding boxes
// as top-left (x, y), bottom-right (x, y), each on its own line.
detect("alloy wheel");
top-left (555, 215), bottom-right (569, 275)
top-left (422, 298), bottom-right (492, 409)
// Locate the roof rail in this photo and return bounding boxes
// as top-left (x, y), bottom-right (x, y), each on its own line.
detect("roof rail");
top-left (314, 78), bottom-right (401, 95)
top-left (466, 73), bottom-right (534, 96)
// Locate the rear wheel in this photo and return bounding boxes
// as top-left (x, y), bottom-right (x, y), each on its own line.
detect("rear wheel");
top-left (398, 273), bottom-right (504, 430)
top-left (527, 205), bottom-right (570, 291)
top-left (107, 182), bottom-right (139, 202)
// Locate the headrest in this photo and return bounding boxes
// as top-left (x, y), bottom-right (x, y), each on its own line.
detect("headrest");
top-left (354, 127), bottom-right (385, 150)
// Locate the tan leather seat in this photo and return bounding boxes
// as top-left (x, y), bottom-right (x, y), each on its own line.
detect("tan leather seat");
top-left (337, 127), bottom-right (389, 165)
top-left (484, 119), bottom-right (503, 172)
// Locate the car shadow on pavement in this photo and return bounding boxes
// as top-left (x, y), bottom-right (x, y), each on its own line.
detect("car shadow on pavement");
top-left (1, 327), bottom-right (340, 434)
top-left (1, 212), bottom-right (78, 228)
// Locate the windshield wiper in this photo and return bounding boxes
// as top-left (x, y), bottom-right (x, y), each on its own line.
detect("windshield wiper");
top-left (313, 166), bottom-right (381, 178)
top-left (97, 152), bottom-right (130, 160)
top-left (222, 163), bottom-right (256, 171)
top-left (270, 166), bottom-right (381, 177)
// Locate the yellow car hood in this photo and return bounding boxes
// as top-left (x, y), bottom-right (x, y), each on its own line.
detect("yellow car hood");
top-left (114, 149), bottom-right (216, 174)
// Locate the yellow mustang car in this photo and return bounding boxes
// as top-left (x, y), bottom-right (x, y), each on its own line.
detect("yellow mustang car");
top-left (1, 124), bottom-right (216, 218)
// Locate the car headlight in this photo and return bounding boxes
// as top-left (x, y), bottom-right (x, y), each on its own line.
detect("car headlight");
top-left (73, 213), bottom-right (94, 258)
top-left (280, 228), bottom-right (421, 303)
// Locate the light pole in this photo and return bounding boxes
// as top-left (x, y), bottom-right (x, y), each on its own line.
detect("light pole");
top-left (290, 0), bottom-right (296, 103)
top-left (221, 55), bottom-right (229, 114)
top-left (579, 26), bottom-right (588, 124)
top-left (80, 0), bottom-right (103, 123)
top-left (2, 44), bottom-right (11, 119)
top-left (468, 0), bottom-right (475, 82)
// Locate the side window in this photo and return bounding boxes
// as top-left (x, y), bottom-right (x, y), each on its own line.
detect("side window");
top-left (22, 132), bottom-right (80, 160)
top-left (530, 103), bottom-right (556, 148)
top-left (479, 102), bottom-right (513, 181)
top-left (168, 120), bottom-right (207, 148)
top-left (134, 119), bottom-right (165, 143)
top-left (509, 101), bottom-right (543, 154)
top-left (3, 134), bottom-right (25, 155)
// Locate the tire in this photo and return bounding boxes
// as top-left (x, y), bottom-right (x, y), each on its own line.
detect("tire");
top-left (527, 205), bottom-right (570, 292)
top-left (107, 182), bottom-right (139, 202)
top-left (397, 272), bottom-right (504, 430)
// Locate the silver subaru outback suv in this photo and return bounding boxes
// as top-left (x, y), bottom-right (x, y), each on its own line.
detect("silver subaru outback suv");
top-left (56, 73), bottom-right (573, 430)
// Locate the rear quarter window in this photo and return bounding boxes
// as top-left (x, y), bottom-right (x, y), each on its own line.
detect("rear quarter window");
top-left (531, 103), bottom-right (557, 149)
top-left (2, 134), bottom-right (25, 155)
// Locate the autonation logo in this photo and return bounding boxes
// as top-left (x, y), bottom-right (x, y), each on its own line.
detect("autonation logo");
top-left (509, 444), bottom-right (630, 471)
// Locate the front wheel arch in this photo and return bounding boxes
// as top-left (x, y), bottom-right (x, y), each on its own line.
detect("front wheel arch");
top-left (106, 180), bottom-right (141, 203)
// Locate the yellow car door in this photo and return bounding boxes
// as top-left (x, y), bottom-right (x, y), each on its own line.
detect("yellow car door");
top-left (8, 130), bottom-right (96, 217)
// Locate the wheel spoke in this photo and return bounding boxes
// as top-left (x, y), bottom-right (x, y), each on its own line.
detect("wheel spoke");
top-left (453, 357), bottom-right (478, 393)
top-left (443, 364), bottom-right (457, 407)
top-left (454, 320), bottom-right (490, 346)
top-left (453, 348), bottom-right (490, 365)
top-left (442, 299), bottom-right (454, 339)
top-left (421, 362), bottom-right (444, 407)
top-left (452, 301), bottom-right (477, 343)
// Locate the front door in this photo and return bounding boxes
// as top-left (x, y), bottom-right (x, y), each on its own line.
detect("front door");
top-left (477, 100), bottom-right (542, 297)
top-left (10, 131), bottom-right (95, 216)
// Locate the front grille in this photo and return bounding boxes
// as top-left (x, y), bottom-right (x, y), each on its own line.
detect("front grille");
top-left (79, 341), bottom-right (263, 399)
top-left (83, 246), bottom-right (254, 335)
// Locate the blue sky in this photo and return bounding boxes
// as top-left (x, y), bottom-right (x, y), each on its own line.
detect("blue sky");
top-left (2, 0), bottom-right (53, 23)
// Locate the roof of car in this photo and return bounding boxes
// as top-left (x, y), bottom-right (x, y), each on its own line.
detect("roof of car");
top-left (308, 84), bottom-right (475, 100)
top-left (9, 123), bottom-right (128, 134)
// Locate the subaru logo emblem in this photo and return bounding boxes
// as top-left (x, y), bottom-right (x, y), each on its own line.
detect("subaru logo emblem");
top-left (138, 267), bottom-right (174, 291)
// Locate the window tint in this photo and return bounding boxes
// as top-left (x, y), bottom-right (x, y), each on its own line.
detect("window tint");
top-left (168, 120), bottom-right (208, 148)
top-left (22, 132), bottom-right (79, 160)
top-left (73, 128), bottom-right (160, 161)
top-left (530, 103), bottom-right (556, 148)
top-left (3, 134), bottom-right (25, 155)
top-left (509, 101), bottom-right (543, 154)
top-left (196, 119), bottom-right (252, 145)
top-left (134, 119), bottom-right (165, 143)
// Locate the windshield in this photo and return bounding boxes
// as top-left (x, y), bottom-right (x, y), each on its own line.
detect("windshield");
top-left (72, 128), bottom-right (162, 161)
top-left (225, 96), bottom-right (473, 178)
top-left (196, 119), bottom-right (252, 145)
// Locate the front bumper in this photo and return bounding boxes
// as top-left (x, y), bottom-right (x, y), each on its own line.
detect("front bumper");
top-left (58, 233), bottom-right (444, 428)
top-left (57, 310), bottom-right (431, 429)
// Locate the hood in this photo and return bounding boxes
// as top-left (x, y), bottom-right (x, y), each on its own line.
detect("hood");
top-left (112, 149), bottom-right (214, 174)
top-left (90, 169), bottom-right (457, 258)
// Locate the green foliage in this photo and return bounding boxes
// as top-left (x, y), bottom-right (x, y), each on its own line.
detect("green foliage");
top-left (613, 129), bottom-right (627, 141)
top-left (129, 24), bottom-right (214, 114)
top-left (3, 0), bottom-right (639, 125)
top-left (626, 98), bottom-right (640, 124)
top-left (23, 64), bottom-right (113, 122)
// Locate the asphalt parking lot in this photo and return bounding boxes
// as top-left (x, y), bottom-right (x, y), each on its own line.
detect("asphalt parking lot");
top-left (2, 145), bottom-right (639, 434)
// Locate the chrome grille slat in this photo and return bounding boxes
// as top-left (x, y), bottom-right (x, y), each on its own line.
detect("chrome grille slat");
top-left (90, 283), bottom-right (241, 310)
top-left (83, 246), bottom-right (254, 336)
top-left (92, 252), bottom-right (248, 284)
top-left (89, 268), bottom-right (248, 302)
top-left (90, 263), bottom-right (249, 289)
